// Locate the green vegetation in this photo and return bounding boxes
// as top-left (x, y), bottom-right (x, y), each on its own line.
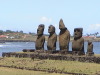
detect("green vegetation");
top-left (0, 57), bottom-right (100, 74)
top-left (0, 29), bottom-right (100, 41)
top-left (0, 67), bottom-right (68, 75)
top-left (94, 54), bottom-right (100, 57)
top-left (86, 32), bottom-right (99, 37)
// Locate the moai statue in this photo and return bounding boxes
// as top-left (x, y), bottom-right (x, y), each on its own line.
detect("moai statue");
top-left (35, 24), bottom-right (45, 50)
top-left (59, 19), bottom-right (70, 52)
top-left (72, 28), bottom-right (85, 55)
top-left (86, 41), bottom-right (94, 56)
top-left (47, 25), bottom-right (57, 51)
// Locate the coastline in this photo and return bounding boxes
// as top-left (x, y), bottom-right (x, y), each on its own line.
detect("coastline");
top-left (0, 39), bottom-right (100, 42)
top-left (0, 40), bottom-right (35, 42)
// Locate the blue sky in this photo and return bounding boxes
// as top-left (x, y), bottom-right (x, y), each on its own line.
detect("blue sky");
top-left (0, 0), bottom-right (100, 35)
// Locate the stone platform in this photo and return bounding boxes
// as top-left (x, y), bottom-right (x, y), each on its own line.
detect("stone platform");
top-left (2, 51), bottom-right (100, 64)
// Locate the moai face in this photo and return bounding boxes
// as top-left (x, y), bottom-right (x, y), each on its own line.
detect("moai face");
top-left (59, 19), bottom-right (66, 30)
top-left (74, 28), bottom-right (83, 39)
top-left (72, 28), bottom-right (84, 55)
top-left (47, 25), bottom-right (57, 51)
top-left (48, 25), bottom-right (55, 34)
top-left (37, 24), bottom-right (44, 36)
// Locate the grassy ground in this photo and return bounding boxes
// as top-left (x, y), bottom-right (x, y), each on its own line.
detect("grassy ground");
top-left (0, 67), bottom-right (68, 75)
top-left (0, 57), bottom-right (100, 75)
top-left (94, 54), bottom-right (100, 57)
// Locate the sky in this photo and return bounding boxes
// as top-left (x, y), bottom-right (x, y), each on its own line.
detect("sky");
top-left (0, 0), bottom-right (100, 35)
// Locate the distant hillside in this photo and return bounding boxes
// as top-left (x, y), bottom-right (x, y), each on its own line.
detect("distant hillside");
top-left (0, 30), bottom-right (99, 42)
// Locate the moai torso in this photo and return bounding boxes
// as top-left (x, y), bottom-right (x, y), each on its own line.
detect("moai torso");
top-left (72, 37), bottom-right (84, 51)
top-left (59, 19), bottom-right (70, 50)
top-left (72, 28), bottom-right (84, 52)
top-left (47, 25), bottom-right (57, 50)
top-left (36, 35), bottom-right (45, 50)
top-left (87, 41), bottom-right (93, 52)
top-left (86, 41), bottom-right (94, 56)
top-left (35, 24), bottom-right (45, 50)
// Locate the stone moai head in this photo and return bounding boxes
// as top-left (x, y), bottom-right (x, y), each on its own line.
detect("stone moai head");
top-left (88, 41), bottom-right (92, 45)
top-left (48, 25), bottom-right (55, 34)
top-left (74, 28), bottom-right (83, 39)
top-left (87, 41), bottom-right (93, 52)
top-left (37, 24), bottom-right (45, 36)
top-left (59, 19), bottom-right (67, 30)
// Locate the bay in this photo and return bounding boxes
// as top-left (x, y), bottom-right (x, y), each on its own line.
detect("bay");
top-left (0, 42), bottom-right (100, 56)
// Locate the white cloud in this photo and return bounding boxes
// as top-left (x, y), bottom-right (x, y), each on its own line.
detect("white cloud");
top-left (54, 24), bottom-right (58, 27)
top-left (40, 16), bottom-right (52, 23)
top-left (87, 24), bottom-right (100, 33)
top-left (0, 25), bottom-right (8, 30)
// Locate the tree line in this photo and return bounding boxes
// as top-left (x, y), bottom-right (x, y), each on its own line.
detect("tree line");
top-left (86, 32), bottom-right (99, 37)
top-left (0, 30), bottom-right (24, 34)
top-left (0, 30), bottom-right (37, 35)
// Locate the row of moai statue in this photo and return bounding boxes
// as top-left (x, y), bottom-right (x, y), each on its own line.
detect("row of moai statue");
top-left (35, 19), bottom-right (94, 56)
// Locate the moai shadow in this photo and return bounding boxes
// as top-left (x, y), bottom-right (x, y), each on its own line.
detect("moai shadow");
top-left (72, 28), bottom-right (85, 55)
top-left (59, 19), bottom-right (70, 54)
top-left (35, 24), bottom-right (45, 53)
top-left (47, 25), bottom-right (57, 54)
top-left (86, 41), bottom-right (94, 56)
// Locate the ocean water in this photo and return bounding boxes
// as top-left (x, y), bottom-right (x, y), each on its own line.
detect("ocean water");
top-left (0, 42), bottom-right (100, 56)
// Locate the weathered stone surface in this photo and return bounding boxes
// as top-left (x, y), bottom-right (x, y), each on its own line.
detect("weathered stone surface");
top-left (60, 50), bottom-right (70, 55)
top-left (35, 24), bottom-right (45, 50)
top-left (72, 51), bottom-right (85, 55)
top-left (72, 28), bottom-right (85, 55)
top-left (87, 41), bottom-right (93, 52)
top-left (59, 19), bottom-right (70, 51)
top-left (46, 50), bottom-right (60, 54)
top-left (86, 41), bottom-right (94, 56)
top-left (47, 25), bottom-right (57, 50)
top-left (22, 49), bottom-right (35, 52)
top-left (2, 52), bottom-right (100, 64)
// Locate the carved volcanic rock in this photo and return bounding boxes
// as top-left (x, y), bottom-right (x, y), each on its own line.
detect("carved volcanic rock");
top-left (47, 25), bottom-right (57, 50)
top-left (59, 19), bottom-right (70, 51)
top-left (72, 28), bottom-right (84, 55)
top-left (86, 41), bottom-right (94, 56)
top-left (35, 24), bottom-right (45, 50)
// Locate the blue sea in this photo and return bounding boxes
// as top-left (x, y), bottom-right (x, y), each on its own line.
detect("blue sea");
top-left (0, 42), bottom-right (100, 56)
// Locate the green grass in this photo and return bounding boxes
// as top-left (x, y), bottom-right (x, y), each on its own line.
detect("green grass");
top-left (0, 67), bottom-right (68, 75)
top-left (94, 54), bottom-right (100, 57)
top-left (35, 59), bottom-right (100, 74)
top-left (0, 57), bottom-right (100, 74)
